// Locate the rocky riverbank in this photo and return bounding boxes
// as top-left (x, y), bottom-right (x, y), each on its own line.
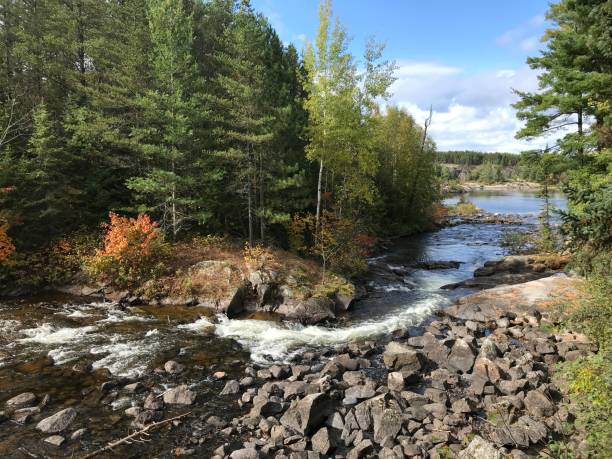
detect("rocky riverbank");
top-left (1, 272), bottom-right (593, 458)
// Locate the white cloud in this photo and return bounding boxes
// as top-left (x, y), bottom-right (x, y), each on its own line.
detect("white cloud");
top-left (388, 61), bottom-right (566, 153)
top-left (497, 13), bottom-right (547, 51)
top-left (520, 36), bottom-right (540, 52)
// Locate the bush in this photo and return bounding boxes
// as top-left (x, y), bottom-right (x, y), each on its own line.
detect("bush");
top-left (86, 212), bottom-right (167, 288)
top-left (0, 223), bottom-right (15, 263)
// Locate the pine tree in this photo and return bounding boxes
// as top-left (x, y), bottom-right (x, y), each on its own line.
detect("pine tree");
top-left (127, 0), bottom-right (203, 240)
top-left (19, 103), bottom-right (82, 245)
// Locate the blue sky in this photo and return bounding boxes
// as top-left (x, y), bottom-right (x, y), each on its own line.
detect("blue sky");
top-left (251, 0), bottom-right (554, 152)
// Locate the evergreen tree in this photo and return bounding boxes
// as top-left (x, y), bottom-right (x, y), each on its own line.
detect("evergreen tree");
top-left (127, 0), bottom-right (203, 240)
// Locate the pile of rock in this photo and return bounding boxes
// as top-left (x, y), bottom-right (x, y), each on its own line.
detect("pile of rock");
top-left (207, 308), bottom-right (595, 458)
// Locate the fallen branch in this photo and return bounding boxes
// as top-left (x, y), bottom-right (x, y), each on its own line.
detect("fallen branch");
top-left (81, 411), bottom-right (191, 459)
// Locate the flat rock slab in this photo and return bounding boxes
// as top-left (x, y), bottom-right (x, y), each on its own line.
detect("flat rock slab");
top-left (445, 274), bottom-right (580, 322)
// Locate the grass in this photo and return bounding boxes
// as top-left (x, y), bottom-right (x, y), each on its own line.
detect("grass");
top-left (446, 200), bottom-right (480, 216)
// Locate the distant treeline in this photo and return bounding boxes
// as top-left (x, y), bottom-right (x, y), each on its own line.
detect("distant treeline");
top-left (437, 151), bottom-right (521, 167)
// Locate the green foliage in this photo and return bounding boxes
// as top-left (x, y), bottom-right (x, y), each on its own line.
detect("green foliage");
top-left (469, 162), bottom-right (504, 184)
top-left (500, 228), bottom-right (534, 255)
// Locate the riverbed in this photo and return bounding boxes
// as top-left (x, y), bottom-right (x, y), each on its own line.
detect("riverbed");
top-left (0, 191), bottom-right (565, 457)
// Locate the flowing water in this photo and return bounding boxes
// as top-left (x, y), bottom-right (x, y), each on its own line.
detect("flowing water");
top-left (0, 190), bottom-right (565, 457)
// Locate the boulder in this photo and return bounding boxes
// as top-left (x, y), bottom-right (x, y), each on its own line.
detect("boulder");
top-left (280, 393), bottom-right (334, 435)
top-left (164, 360), bottom-right (185, 374)
top-left (413, 260), bottom-right (461, 270)
top-left (143, 393), bottom-right (164, 410)
top-left (347, 439), bottom-right (373, 459)
top-left (44, 435), bottom-right (65, 447)
top-left (36, 408), bottom-right (77, 433)
top-left (447, 339), bottom-right (475, 373)
top-left (311, 426), bottom-right (335, 454)
top-left (383, 342), bottom-right (421, 372)
top-left (387, 372), bottom-right (405, 392)
top-left (276, 297), bottom-right (336, 325)
top-left (230, 448), bottom-right (259, 459)
top-left (163, 385), bottom-right (196, 405)
top-left (458, 435), bottom-right (503, 459)
top-left (220, 380), bottom-right (240, 395)
top-left (373, 407), bottom-right (402, 444)
top-left (524, 390), bottom-right (554, 418)
top-left (5, 392), bottom-right (37, 409)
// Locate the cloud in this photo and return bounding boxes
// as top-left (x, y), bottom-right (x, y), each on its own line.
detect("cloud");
top-left (388, 61), bottom-right (565, 152)
top-left (497, 13), bottom-right (547, 51)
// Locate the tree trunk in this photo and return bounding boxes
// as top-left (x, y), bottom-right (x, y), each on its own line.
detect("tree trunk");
top-left (407, 106), bottom-right (433, 211)
top-left (248, 175), bottom-right (253, 248)
top-left (259, 151), bottom-right (265, 242)
top-left (315, 158), bottom-right (324, 232)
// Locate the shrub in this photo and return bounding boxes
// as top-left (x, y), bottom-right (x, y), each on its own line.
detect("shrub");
top-left (0, 223), bottom-right (15, 263)
top-left (86, 212), bottom-right (167, 288)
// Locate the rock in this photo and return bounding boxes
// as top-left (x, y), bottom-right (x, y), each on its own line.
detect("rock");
top-left (5, 392), bottom-right (37, 409)
top-left (347, 439), bottom-right (373, 459)
top-left (451, 398), bottom-right (477, 414)
top-left (143, 393), bottom-right (164, 410)
top-left (413, 260), bottom-right (461, 270)
top-left (220, 380), bottom-right (241, 395)
top-left (374, 408), bottom-right (402, 444)
top-left (276, 296), bottom-right (336, 325)
top-left (163, 385), bottom-right (196, 405)
top-left (447, 339), bottom-right (475, 373)
top-left (422, 403), bottom-right (447, 419)
top-left (44, 435), bottom-right (65, 446)
top-left (524, 390), bottom-right (554, 418)
top-left (311, 427), bottom-right (335, 454)
top-left (164, 360), bottom-right (185, 374)
top-left (458, 435), bottom-right (503, 459)
top-left (280, 393), bottom-right (334, 435)
top-left (124, 382), bottom-right (145, 393)
top-left (37, 408), bottom-right (77, 433)
top-left (70, 428), bottom-right (87, 440)
top-left (473, 357), bottom-right (501, 383)
top-left (383, 342), bottom-right (421, 372)
top-left (124, 406), bottom-right (143, 418)
top-left (250, 397), bottom-right (283, 417)
top-left (230, 448), bottom-right (259, 459)
top-left (344, 385), bottom-right (376, 401)
top-left (213, 371), bottom-right (227, 380)
top-left (387, 372), bottom-right (405, 392)
top-left (270, 365), bottom-right (289, 379)
top-left (132, 410), bottom-right (162, 428)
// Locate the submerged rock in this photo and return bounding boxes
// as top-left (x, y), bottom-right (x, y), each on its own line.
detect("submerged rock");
top-left (5, 392), bottom-right (37, 409)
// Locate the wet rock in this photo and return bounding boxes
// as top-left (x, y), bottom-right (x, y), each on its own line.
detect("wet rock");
top-left (124, 406), bottom-right (143, 418)
top-left (124, 382), bottom-right (145, 393)
top-left (220, 380), bottom-right (241, 395)
top-left (213, 371), bottom-right (227, 380)
top-left (70, 428), bottom-right (87, 440)
top-left (383, 342), bottom-right (421, 372)
top-left (276, 296), bottom-right (336, 325)
top-left (37, 408), bottom-right (77, 433)
top-left (280, 393), bottom-right (334, 435)
top-left (163, 385), bottom-right (196, 405)
top-left (447, 339), bottom-right (475, 373)
top-left (144, 393), bottom-right (164, 410)
top-left (5, 392), bottom-right (37, 409)
top-left (132, 410), bottom-right (162, 428)
top-left (524, 390), bottom-right (554, 418)
top-left (413, 260), bottom-right (461, 270)
top-left (458, 435), bottom-right (503, 459)
top-left (164, 360), bottom-right (185, 374)
top-left (44, 435), bottom-right (65, 447)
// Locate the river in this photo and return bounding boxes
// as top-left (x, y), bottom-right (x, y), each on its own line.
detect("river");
top-left (0, 190), bottom-right (565, 457)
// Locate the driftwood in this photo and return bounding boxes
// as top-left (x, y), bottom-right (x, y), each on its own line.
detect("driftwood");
top-left (81, 411), bottom-right (191, 459)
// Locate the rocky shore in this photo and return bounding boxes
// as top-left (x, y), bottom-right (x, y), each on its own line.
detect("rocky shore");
top-left (1, 272), bottom-right (593, 458)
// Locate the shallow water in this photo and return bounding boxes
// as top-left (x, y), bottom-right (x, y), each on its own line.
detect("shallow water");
top-left (0, 190), bottom-right (565, 457)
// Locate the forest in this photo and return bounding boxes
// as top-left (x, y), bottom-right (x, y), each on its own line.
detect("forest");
top-left (0, 0), bottom-right (439, 286)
